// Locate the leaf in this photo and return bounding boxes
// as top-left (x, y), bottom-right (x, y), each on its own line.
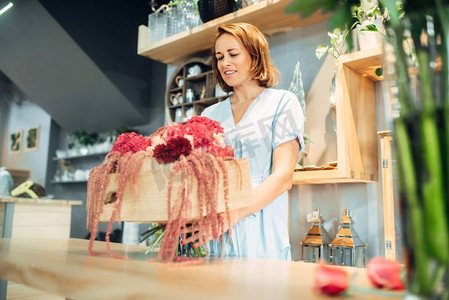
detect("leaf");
top-left (316, 44), bottom-right (329, 59)
top-left (361, 24), bottom-right (380, 32)
top-left (380, 0), bottom-right (400, 27)
top-left (375, 67), bottom-right (383, 77)
top-left (285, 0), bottom-right (338, 18)
top-left (328, 3), bottom-right (353, 30)
top-left (328, 47), bottom-right (339, 59)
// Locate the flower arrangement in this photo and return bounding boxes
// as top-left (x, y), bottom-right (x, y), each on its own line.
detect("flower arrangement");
top-left (86, 116), bottom-right (238, 264)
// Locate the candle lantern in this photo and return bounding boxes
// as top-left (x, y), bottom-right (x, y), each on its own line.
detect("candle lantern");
top-left (300, 208), bottom-right (332, 263)
top-left (329, 209), bottom-right (367, 268)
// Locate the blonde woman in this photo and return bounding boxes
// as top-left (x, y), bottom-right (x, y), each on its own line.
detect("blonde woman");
top-left (187, 23), bottom-right (304, 260)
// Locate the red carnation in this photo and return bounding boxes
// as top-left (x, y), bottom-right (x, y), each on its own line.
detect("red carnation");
top-left (367, 257), bottom-right (405, 290)
top-left (313, 263), bottom-right (349, 296)
top-left (186, 116), bottom-right (224, 134)
top-left (110, 132), bottom-right (151, 155)
top-left (153, 137), bottom-right (192, 164)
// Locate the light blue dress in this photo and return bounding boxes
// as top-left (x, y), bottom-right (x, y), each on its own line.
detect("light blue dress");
top-left (201, 88), bottom-right (305, 260)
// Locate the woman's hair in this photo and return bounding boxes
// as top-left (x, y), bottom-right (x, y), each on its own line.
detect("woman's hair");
top-left (212, 22), bottom-right (280, 93)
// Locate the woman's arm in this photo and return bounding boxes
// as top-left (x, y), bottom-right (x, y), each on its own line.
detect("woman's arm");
top-left (241, 138), bottom-right (300, 216)
top-left (180, 138), bottom-right (300, 245)
top-left (182, 139), bottom-right (300, 243)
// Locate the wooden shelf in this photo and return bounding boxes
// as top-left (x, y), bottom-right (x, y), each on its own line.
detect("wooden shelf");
top-left (137, 0), bottom-right (331, 64)
top-left (293, 48), bottom-right (383, 184)
top-left (338, 47), bottom-right (383, 81)
top-left (292, 169), bottom-right (376, 185)
top-left (50, 180), bottom-right (87, 184)
top-left (52, 151), bottom-right (108, 161)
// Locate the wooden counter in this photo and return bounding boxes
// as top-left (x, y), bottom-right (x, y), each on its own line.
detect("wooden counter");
top-left (0, 238), bottom-right (402, 300)
top-left (0, 197), bottom-right (82, 239)
top-left (0, 198), bottom-right (83, 299)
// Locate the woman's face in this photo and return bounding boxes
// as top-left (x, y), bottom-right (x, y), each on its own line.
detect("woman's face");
top-left (215, 33), bottom-right (253, 89)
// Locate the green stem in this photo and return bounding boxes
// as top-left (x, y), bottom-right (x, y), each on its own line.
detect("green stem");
top-left (139, 224), bottom-right (163, 243)
top-left (429, 264), bottom-right (447, 297)
top-left (395, 118), bottom-right (431, 294)
top-left (417, 49), bottom-right (449, 264)
top-left (435, 1), bottom-right (449, 236)
top-left (391, 26), bottom-right (415, 115)
top-left (145, 230), bottom-right (164, 255)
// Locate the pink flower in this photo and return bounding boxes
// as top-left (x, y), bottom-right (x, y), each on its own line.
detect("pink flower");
top-left (109, 117), bottom-right (233, 163)
top-left (186, 116), bottom-right (224, 134)
top-left (183, 122), bottom-right (213, 149)
top-left (313, 264), bottom-right (349, 296)
top-left (110, 132), bottom-right (151, 155)
top-left (163, 123), bottom-right (186, 140)
top-left (367, 257), bottom-right (405, 290)
top-left (153, 137), bottom-right (192, 164)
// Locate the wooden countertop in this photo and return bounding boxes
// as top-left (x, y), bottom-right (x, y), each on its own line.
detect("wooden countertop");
top-left (0, 197), bottom-right (82, 206)
top-left (0, 238), bottom-right (402, 299)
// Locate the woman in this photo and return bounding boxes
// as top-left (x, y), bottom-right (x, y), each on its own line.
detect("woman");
top-left (185, 23), bottom-right (304, 260)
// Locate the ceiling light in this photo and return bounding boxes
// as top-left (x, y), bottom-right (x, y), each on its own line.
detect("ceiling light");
top-left (0, 2), bottom-right (13, 16)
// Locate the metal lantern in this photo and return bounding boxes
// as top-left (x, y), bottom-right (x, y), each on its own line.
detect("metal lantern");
top-left (300, 208), bottom-right (332, 263)
top-left (329, 209), bottom-right (367, 268)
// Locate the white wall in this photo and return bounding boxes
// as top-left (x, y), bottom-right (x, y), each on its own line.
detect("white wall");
top-left (1, 98), bottom-right (51, 186)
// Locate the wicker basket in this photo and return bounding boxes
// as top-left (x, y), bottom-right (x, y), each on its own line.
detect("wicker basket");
top-left (198, 0), bottom-right (241, 23)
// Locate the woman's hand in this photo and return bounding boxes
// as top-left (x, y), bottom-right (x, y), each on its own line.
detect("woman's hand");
top-left (179, 206), bottom-right (253, 248)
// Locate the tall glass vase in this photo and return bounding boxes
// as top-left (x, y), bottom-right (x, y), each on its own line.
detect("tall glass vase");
top-left (384, 3), bottom-right (449, 298)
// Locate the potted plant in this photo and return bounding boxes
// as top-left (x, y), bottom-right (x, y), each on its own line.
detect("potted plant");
top-left (301, 0), bottom-right (389, 60)
top-left (71, 130), bottom-right (99, 155)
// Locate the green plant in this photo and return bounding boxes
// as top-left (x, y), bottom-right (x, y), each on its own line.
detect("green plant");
top-left (288, 0), bottom-right (389, 59)
top-left (71, 130), bottom-right (99, 147)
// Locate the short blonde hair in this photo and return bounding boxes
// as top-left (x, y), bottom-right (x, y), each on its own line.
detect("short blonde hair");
top-left (212, 23), bottom-right (280, 93)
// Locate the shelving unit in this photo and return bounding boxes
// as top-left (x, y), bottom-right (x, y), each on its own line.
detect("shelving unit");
top-left (137, 0), bottom-right (331, 64)
top-left (166, 57), bottom-right (230, 122)
top-left (52, 150), bottom-right (108, 185)
top-left (292, 47), bottom-right (383, 184)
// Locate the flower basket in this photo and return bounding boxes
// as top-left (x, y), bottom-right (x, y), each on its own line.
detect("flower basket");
top-left (99, 157), bottom-right (251, 223)
top-left (86, 116), bottom-right (254, 262)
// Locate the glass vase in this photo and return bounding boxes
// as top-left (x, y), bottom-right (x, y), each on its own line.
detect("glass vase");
top-left (384, 4), bottom-right (449, 298)
top-left (148, 5), bottom-right (168, 44)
